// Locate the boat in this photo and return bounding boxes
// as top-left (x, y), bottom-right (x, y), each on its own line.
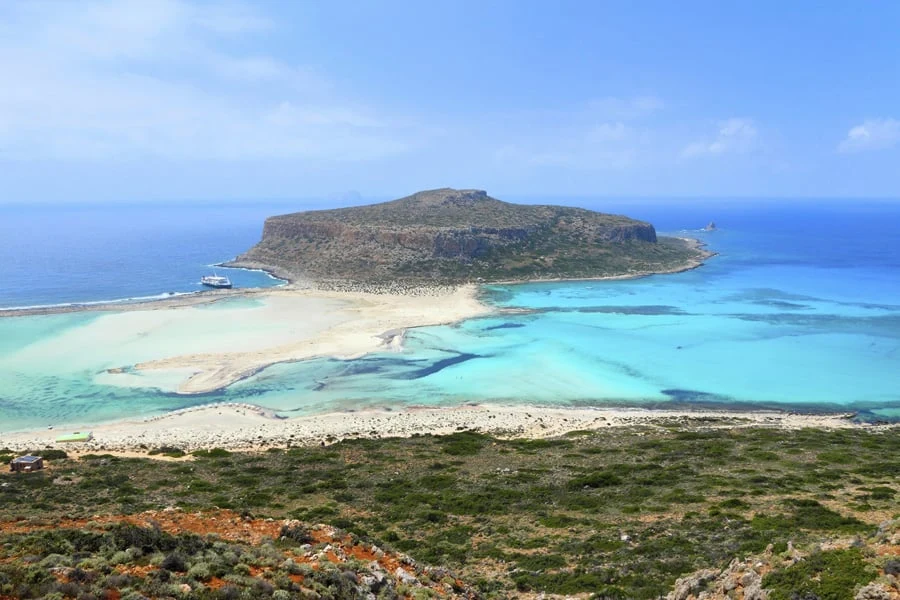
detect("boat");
top-left (200, 273), bottom-right (233, 289)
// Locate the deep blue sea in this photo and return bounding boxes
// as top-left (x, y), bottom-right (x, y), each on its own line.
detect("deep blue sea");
top-left (0, 202), bottom-right (293, 309)
top-left (1, 198), bottom-right (899, 432)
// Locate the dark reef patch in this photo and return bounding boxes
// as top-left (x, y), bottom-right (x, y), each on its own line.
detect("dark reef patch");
top-left (661, 389), bottom-right (732, 403)
top-left (752, 300), bottom-right (811, 310)
top-left (511, 305), bottom-right (688, 317)
top-left (398, 353), bottom-right (484, 380)
top-left (484, 322), bottom-right (526, 331)
top-left (575, 305), bottom-right (688, 316)
top-left (724, 288), bottom-right (821, 303)
top-left (729, 312), bottom-right (900, 336)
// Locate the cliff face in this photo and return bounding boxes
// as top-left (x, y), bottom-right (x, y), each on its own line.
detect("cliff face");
top-left (232, 188), bottom-right (702, 285)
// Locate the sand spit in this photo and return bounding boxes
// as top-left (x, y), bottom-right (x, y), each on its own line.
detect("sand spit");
top-left (129, 284), bottom-right (489, 394)
top-left (0, 284), bottom-right (491, 397)
top-left (1, 403), bottom-right (888, 455)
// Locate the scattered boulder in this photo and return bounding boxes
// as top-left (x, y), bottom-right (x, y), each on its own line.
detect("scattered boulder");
top-left (855, 583), bottom-right (892, 600)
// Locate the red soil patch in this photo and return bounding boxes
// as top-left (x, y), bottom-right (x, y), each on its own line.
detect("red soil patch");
top-left (116, 564), bottom-right (156, 578)
top-left (345, 542), bottom-right (402, 573)
top-left (0, 509), bottom-right (281, 545)
top-left (207, 576), bottom-right (227, 590)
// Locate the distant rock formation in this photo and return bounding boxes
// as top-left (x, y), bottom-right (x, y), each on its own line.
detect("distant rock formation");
top-left (229, 188), bottom-right (709, 285)
top-left (704, 221), bottom-right (717, 231)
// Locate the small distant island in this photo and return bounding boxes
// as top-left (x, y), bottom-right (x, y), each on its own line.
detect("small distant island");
top-left (227, 188), bottom-right (712, 287)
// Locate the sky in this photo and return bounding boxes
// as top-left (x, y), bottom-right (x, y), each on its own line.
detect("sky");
top-left (0, 0), bottom-right (898, 203)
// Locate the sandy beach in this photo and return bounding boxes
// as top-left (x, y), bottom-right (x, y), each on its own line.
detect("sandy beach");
top-left (0, 402), bottom-right (885, 455)
top-left (2, 284), bottom-right (491, 396)
top-left (131, 285), bottom-right (490, 393)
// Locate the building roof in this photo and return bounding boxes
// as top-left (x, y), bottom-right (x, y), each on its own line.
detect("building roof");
top-left (12, 455), bottom-right (42, 463)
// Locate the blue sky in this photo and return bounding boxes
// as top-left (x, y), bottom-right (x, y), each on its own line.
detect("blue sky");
top-left (1, 0), bottom-right (898, 203)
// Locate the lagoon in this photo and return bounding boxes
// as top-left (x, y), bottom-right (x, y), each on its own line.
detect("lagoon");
top-left (1, 199), bottom-right (898, 433)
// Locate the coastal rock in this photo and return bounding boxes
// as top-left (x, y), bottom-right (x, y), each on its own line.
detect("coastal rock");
top-left (229, 188), bottom-right (707, 285)
top-left (855, 583), bottom-right (892, 600)
top-left (395, 566), bottom-right (418, 585)
top-left (668, 568), bottom-right (719, 600)
top-left (665, 557), bottom-right (772, 600)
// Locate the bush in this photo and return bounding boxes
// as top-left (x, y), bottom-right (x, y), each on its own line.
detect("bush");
top-left (437, 431), bottom-right (488, 456)
top-left (188, 562), bottom-right (212, 581)
top-left (568, 471), bottom-right (622, 489)
top-left (148, 447), bottom-right (186, 458)
top-left (278, 524), bottom-right (314, 545)
top-left (160, 553), bottom-right (187, 572)
top-left (762, 549), bottom-right (876, 600)
top-left (884, 558), bottom-right (900, 576)
top-left (39, 449), bottom-right (68, 461)
top-left (192, 448), bottom-right (231, 458)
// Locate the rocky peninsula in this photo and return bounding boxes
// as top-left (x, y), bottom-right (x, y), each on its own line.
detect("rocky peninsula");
top-left (227, 188), bottom-right (711, 287)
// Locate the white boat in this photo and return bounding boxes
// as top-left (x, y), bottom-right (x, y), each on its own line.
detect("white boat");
top-left (200, 273), bottom-right (233, 289)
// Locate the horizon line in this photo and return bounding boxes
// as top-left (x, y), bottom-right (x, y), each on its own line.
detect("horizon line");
top-left (3, 194), bottom-right (900, 207)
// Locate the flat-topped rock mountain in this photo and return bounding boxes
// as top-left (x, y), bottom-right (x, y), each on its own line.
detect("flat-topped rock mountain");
top-left (230, 188), bottom-right (709, 286)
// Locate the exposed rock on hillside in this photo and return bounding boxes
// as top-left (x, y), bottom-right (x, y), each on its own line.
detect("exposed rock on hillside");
top-left (0, 509), bottom-right (481, 599)
top-left (229, 188), bottom-right (710, 286)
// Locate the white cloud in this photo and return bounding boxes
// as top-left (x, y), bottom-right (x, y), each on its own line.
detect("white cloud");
top-left (0, 0), bottom-right (412, 162)
top-left (682, 118), bottom-right (758, 158)
top-left (837, 118), bottom-right (900, 153)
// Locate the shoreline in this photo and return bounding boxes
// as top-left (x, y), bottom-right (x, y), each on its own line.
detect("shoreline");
top-left (2, 236), bottom-right (714, 318)
top-left (0, 242), bottom-right (725, 440)
top-left (0, 403), bottom-right (890, 456)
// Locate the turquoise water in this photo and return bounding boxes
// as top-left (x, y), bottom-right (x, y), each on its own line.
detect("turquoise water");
top-left (1, 200), bottom-right (899, 432)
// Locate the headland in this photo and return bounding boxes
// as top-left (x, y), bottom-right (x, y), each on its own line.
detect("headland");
top-left (225, 188), bottom-right (713, 287)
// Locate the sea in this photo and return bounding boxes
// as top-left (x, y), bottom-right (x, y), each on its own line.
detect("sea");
top-left (1, 198), bottom-right (899, 433)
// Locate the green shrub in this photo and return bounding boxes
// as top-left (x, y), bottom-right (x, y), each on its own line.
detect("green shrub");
top-left (762, 548), bottom-right (876, 600)
top-left (38, 449), bottom-right (68, 461)
top-left (160, 552), bottom-right (187, 572)
top-left (278, 524), bottom-right (314, 545)
top-left (187, 562), bottom-right (212, 581)
top-left (437, 431), bottom-right (489, 456)
top-left (568, 471), bottom-right (622, 489)
top-left (148, 446), bottom-right (186, 458)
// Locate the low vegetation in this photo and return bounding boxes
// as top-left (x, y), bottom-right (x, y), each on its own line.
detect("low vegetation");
top-left (2, 423), bottom-right (899, 598)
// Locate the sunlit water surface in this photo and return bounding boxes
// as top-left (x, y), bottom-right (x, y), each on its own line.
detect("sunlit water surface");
top-left (1, 200), bottom-right (898, 432)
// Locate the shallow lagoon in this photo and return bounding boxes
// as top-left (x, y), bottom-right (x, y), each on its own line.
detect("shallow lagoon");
top-left (1, 200), bottom-right (898, 433)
